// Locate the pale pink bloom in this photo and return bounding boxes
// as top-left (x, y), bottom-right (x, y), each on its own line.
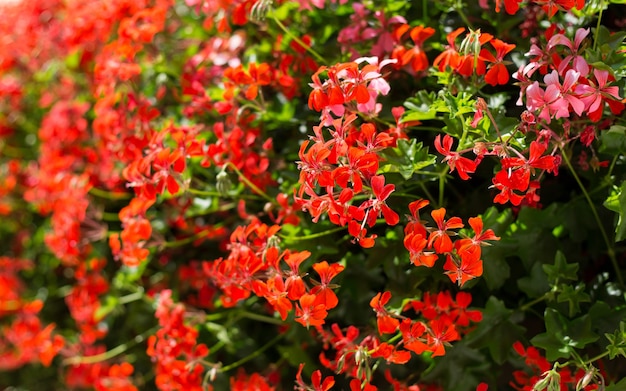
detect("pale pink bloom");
top-left (337, 4), bottom-right (405, 59)
top-left (548, 28), bottom-right (590, 76)
top-left (297, 0), bottom-right (348, 10)
top-left (526, 82), bottom-right (560, 123)
top-left (543, 69), bottom-right (584, 117)
top-left (370, 11), bottom-right (406, 58)
top-left (525, 69), bottom-right (581, 123)
top-left (525, 42), bottom-right (552, 74)
top-left (513, 64), bottom-right (535, 105)
top-left (576, 69), bottom-right (622, 113)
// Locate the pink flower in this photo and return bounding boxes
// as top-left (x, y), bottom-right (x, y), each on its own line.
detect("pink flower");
top-left (525, 70), bottom-right (583, 122)
top-left (575, 69), bottom-right (625, 121)
top-left (548, 28), bottom-right (590, 76)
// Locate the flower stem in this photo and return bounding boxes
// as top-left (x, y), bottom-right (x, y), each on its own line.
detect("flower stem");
top-left (223, 162), bottom-right (275, 204)
top-left (62, 327), bottom-right (158, 365)
top-left (560, 147), bottom-right (623, 286)
top-left (241, 310), bottom-right (285, 325)
top-left (89, 187), bottom-right (132, 200)
top-left (219, 332), bottom-right (285, 373)
top-left (187, 188), bottom-right (260, 200)
top-left (161, 228), bottom-right (215, 249)
top-left (279, 225), bottom-right (346, 242)
top-left (270, 13), bottom-right (326, 64)
top-left (118, 290), bottom-right (145, 305)
top-left (593, 0), bottom-right (604, 51)
top-left (518, 292), bottom-right (551, 312)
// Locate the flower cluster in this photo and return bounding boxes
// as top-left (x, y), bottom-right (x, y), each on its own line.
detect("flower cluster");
top-left (404, 199), bottom-right (500, 286)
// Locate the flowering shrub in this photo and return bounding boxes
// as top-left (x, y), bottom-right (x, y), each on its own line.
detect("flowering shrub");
top-left (2, 0), bottom-right (626, 389)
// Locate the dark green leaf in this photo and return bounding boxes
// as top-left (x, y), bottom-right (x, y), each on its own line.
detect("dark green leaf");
top-left (465, 296), bottom-right (525, 364)
top-left (603, 181), bottom-right (626, 242)
top-left (543, 251), bottom-right (579, 284)
top-left (518, 262), bottom-right (550, 298)
top-left (556, 284), bottom-right (590, 317)
top-left (600, 125), bottom-right (626, 154)
top-left (379, 139), bottom-right (437, 180)
top-left (605, 321), bottom-right (626, 359)
top-left (531, 309), bottom-right (599, 361)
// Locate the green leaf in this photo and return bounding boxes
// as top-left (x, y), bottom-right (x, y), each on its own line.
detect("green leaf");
top-left (603, 181), bottom-right (626, 242)
top-left (438, 90), bottom-right (476, 119)
top-left (379, 139), bottom-right (437, 180)
top-left (402, 91), bottom-right (439, 122)
top-left (277, 344), bottom-right (315, 370)
top-left (543, 251), bottom-right (579, 284)
top-left (465, 297), bottom-right (525, 364)
top-left (478, 208), bottom-right (513, 290)
top-left (605, 377), bottom-right (626, 391)
top-left (600, 125), bottom-right (626, 154)
top-left (421, 341), bottom-right (488, 391)
top-left (531, 309), bottom-right (599, 361)
top-left (556, 284), bottom-right (590, 317)
top-left (589, 301), bottom-right (626, 335)
top-left (595, 25), bottom-right (626, 52)
top-left (605, 321), bottom-right (626, 359)
top-left (518, 262), bottom-right (550, 298)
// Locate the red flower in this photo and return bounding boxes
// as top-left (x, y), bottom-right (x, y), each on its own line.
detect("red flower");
top-left (404, 231), bottom-right (438, 267)
top-left (371, 342), bottom-right (411, 364)
top-left (426, 318), bottom-right (460, 357)
top-left (428, 208), bottom-right (464, 254)
top-left (491, 169), bottom-right (528, 206)
top-left (296, 364), bottom-right (334, 391)
top-left (483, 38), bottom-right (516, 86)
top-left (362, 175), bottom-right (399, 227)
top-left (311, 261), bottom-right (345, 309)
top-left (370, 291), bottom-right (400, 334)
top-left (443, 248), bottom-right (483, 287)
top-left (434, 135), bottom-right (477, 180)
top-left (295, 293), bottom-right (328, 328)
top-left (455, 216), bottom-right (500, 255)
top-left (433, 28), bottom-right (465, 72)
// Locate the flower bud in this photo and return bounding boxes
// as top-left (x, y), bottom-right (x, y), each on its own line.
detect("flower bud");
top-left (216, 169), bottom-right (232, 196)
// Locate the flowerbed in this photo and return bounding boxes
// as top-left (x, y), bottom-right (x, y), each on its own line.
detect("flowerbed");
top-left (1, 0), bottom-right (626, 390)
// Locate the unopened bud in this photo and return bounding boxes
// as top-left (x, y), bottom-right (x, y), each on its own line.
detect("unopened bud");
top-left (476, 97), bottom-right (488, 111)
top-left (533, 371), bottom-right (552, 391)
top-left (576, 367), bottom-right (598, 391)
top-left (216, 169), bottom-right (232, 196)
top-left (473, 142), bottom-right (487, 156)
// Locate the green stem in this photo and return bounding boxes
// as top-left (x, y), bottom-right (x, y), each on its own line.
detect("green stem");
top-left (279, 225), bottom-right (346, 242)
top-left (62, 327), bottom-right (157, 365)
top-left (241, 310), bottom-right (285, 325)
top-left (418, 181), bottom-right (437, 205)
top-left (438, 166), bottom-right (448, 208)
top-left (101, 212), bottom-right (120, 221)
top-left (455, 1), bottom-right (473, 29)
top-left (161, 228), bottom-right (215, 249)
top-left (593, 0), bottom-right (604, 51)
top-left (518, 292), bottom-right (551, 312)
top-left (220, 332), bottom-right (285, 373)
top-left (583, 351), bottom-right (609, 366)
top-left (606, 155), bottom-right (618, 179)
top-left (270, 13), bottom-right (326, 64)
top-left (118, 290), bottom-right (145, 305)
top-left (89, 187), bottom-right (132, 200)
top-left (187, 188), bottom-right (260, 200)
top-left (560, 148), bottom-right (624, 286)
top-left (224, 162), bottom-right (275, 203)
